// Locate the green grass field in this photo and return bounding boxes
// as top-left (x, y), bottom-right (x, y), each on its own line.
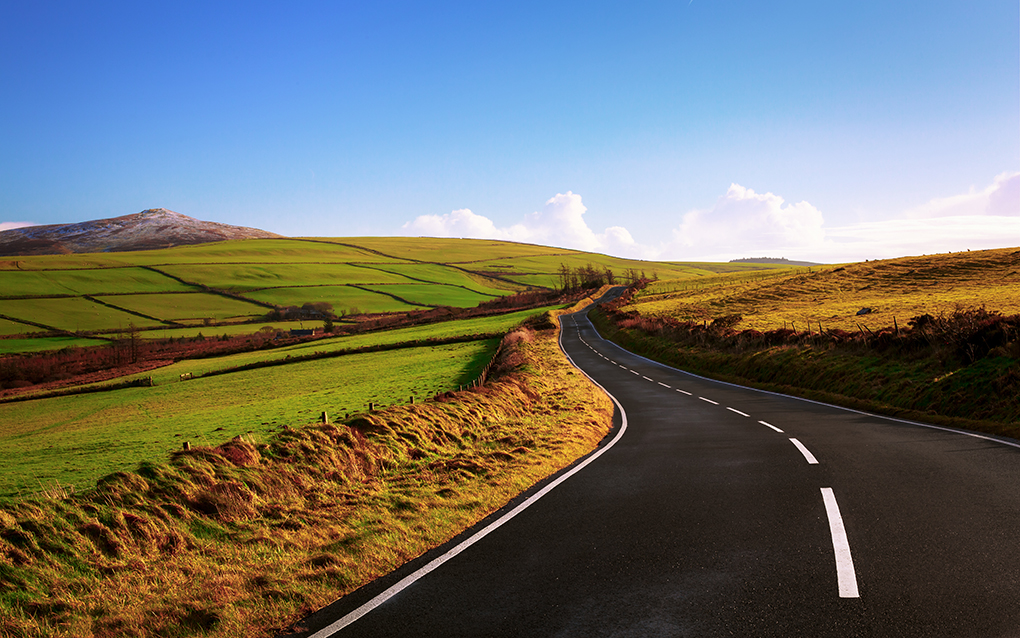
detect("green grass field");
top-left (362, 283), bottom-right (497, 307)
top-left (135, 320), bottom-right (335, 340)
top-left (0, 336), bottom-right (111, 354)
top-left (33, 305), bottom-right (560, 390)
top-left (0, 236), bottom-right (778, 352)
top-left (0, 267), bottom-right (197, 297)
top-left (0, 304), bottom-right (558, 498)
top-left (2, 297), bottom-right (167, 332)
top-left (0, 318), bottom-right (43, 336)
top-left (0, 339), bottom-right (499, 500)
top-left (155, 263), bottom-right (416, 291)
top-left (316, 236), bottom-right (566, 262)
top-left (366, 263), bottom-right (516, 294)
top-left (244, 285), bottom-right (422, 313)
top-left (95, 292), bottom-right (268, 322)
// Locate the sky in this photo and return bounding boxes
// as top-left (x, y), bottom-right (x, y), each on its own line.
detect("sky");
top-left (1, 1), bottom-right (1018, 263)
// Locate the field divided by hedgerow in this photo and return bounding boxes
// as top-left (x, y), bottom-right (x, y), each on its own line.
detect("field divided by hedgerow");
top-left (94, 293), bottom-right (270, 324)
top-left (0, 267), bottom-right (197, 296)
top-left (0, 237), bottom-right (779, 352)
top-left (243, 285), bottom-right (421, 314)
top-left (1, 298), bottom-right (168, 333)
top-left (0, 304), bottom-right (562, 500)
top-left (0, 339), bottom-right (499, 501)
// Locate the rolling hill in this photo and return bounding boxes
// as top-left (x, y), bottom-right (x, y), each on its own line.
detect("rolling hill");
top-left (0, 209), bottom-right (281, 256)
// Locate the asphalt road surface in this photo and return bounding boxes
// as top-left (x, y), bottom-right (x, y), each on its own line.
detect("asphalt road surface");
top-left (289, 299), bottom-right (1020, 637)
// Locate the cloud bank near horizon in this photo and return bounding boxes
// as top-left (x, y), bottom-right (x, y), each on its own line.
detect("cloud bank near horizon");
top-left (402, 191), bottom-right (645, 257)
top-left (401, 172), bottom-right (1020, 263)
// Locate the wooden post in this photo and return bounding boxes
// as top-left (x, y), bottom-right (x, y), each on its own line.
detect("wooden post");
top-left (321, 411), bottom-right (329, 424)
top-left (182, 442), bottom-right (190, 451)
top-left (409, 396), bottom-right (414, 404)
top-left (368, 402), bottom-right (374, 411)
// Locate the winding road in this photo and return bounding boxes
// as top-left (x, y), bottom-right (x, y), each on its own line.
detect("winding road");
top-left (289, 298), bottom-right (1020, 637)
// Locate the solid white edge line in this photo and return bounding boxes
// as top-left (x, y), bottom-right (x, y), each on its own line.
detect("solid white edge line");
top-left (759, 420), bottom-right (784, 433)
top-left (579, 313), bottom-right (1020, 451)
top-left (726, 407), bottom-right (750, 418)
top-left (307, 311), bottom-right (630, 637)
top-left (789, 438), bottom-right (819, 464)
top-left (699, 397), bottom-right (718, 405)
top-left (820, 487), bottom-right (860, 598)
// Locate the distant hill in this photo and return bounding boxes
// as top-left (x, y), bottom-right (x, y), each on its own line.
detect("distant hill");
top-left (0, 209), bottom-right (282, 256)
top-left (730, 257), bottom-right (820, 267)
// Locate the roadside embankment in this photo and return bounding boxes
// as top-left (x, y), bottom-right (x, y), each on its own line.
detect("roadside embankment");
top-left (591, 287), bottom-right (1020, 439)
top-left (0, 307), bottom-right (613, 637)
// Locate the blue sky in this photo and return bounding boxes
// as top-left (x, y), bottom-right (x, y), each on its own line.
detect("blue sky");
top-left (2, 1), bottom-right (1017, 262)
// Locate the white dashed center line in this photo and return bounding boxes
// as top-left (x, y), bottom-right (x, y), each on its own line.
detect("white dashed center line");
top-left (677, 389), bottom-right (692, 396)
top-left (658, 382), bottom-right (671, 388)
top-left (642, 376), bottom-right (654, 382)
top-left (759, 420), bottom-right (784, 433)
top-left (699, 397), bottom-right (718, 405)
top-left (789, 438), bottom-right (819, 464)
top-left (821, 488), bottom-right (860, 598)
top-left (726, 407), bottom-right (750, 417)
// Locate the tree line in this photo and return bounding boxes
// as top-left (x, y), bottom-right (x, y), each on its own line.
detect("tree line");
top-left (557, 263), bottom-right (648, 293)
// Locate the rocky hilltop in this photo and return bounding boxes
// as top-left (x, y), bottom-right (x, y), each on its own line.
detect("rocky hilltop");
top-left (0, 209), bottom-right (282, 256)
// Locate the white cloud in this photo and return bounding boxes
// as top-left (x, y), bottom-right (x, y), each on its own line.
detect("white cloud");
top-left (402, 173), bottom-right (1019, 265)
top-left (665, 175), bottom-right (1020, 263)
top-left (0, 221), bottom-right (37, 232)
top-left (401, 208), bottom-right (503, 239)
top-left (401, 191), bottom-right (656, 258)
top-left (820, 216), bottom-right (1020, 262)
top-left (905, 171), bottom-right (1020, 218)
top-left (667, 184), bottom-right (826, 261)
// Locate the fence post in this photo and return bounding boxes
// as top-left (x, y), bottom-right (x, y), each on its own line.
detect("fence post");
top-left (182, 442), bottom-right (190, 451)
top-left (321, 411), bottom-right (329, 424)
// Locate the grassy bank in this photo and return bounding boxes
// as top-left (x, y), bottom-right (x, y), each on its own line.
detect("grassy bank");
top-left (0, 311), bottom-right (613, 636)
top-left (630, 247), bottom-right (1020, 332)
top-left (0, 306), bottom-right (565, 501)
top-left (590, 301), bottom-right (1020, 439)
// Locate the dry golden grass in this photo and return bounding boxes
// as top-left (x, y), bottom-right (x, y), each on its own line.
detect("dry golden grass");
top-left (0, 314), bottom-right (612, 637)
top-left (629, 248), bottom-right (1020, 332)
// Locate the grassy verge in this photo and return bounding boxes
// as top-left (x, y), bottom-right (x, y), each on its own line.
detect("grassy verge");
top-left (590, 306), bottom-right (1020, 439)
top-left (0, 310), bottom-right (613, 636)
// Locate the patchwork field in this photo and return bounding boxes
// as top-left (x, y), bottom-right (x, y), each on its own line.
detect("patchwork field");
top-left (1, 297), bottom-right (167, 332)
top-left (0, 339), bottom-right (500, 500)
top-left (0, 304), bottom-right (561, 499)
top-left (244, 285), bottom-right (421, 314)
top-left (0, 236), bottom-right (779, 352)
top-left (626, 248), bottom-right (1020, 331)
top-left (95, 292), bottom-right (269, 323)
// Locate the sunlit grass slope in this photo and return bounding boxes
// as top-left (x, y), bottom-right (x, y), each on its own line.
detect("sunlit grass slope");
top-left (627, 248), bottom-right (1020, 331)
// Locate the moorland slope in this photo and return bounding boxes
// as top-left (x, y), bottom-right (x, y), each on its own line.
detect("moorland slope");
top-left (593, 247), bottom-right (1020, 436)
